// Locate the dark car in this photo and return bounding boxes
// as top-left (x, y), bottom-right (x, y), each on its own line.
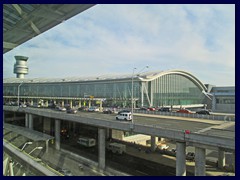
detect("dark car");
top-left (103, 109), bottom-right (114, 114)
top-left (78, 106), bottom-right (88, 111)
top-left (118, 110), bottom-right (131, 114)
top-left (196, 109), bottom-right (210, 115)
top-left (158, 107), bottom-right (171, 112)
top-left (66, 108), bottom-right (77, 114)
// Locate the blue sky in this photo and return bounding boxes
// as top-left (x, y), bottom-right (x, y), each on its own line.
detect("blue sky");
top-left (3, 4), bottom-right (235, 86)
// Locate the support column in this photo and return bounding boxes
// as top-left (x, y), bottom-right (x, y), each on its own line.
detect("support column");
top-left (195, 147), bottom-right (206, 176)
top-left (45, 100), bottom-right (48, 108)
top-left (141, 82), bottom-right (144, 107)
top-left (69, 100), bottom-right (72, 108)
top-left (55, 119), bottom-right (61, 150)
top-left (88, 100), bottom-right (91, 108)
top-left (30, 100), bottom-right (33, 106)
top-left (45, 139), bottom-right (49, 153)
top-left (150, 136), bottom-right (158, 151)
top-left (98, 128), bottom-right (106, 170)
top-left (25, 113), bottom-right (29, 128)
top-left (99, 101), bottom-right (103, 112)
top-left (61, 101), bottom-right (64, 107)
top-left (9, 159), bottom-right (14, 176)
top-left (218, 148), bottom-right (225, 169)
top-left (28, 114), bottom-right (33, 130)
top-left (176, 142), bottom-right (186, 176)
top-left (78, 100), bottom-right (81, 108)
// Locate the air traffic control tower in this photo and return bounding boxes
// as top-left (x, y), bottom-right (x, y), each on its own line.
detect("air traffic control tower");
top-left (13, 56), bottom-right (29, 78)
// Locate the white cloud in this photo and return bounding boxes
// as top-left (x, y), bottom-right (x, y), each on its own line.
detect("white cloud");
top-left (3, 4), bottom-right (235, 86)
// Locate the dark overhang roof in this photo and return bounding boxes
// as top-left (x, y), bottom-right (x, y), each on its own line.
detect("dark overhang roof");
top-left (3, 4), bottom-right (95, 54)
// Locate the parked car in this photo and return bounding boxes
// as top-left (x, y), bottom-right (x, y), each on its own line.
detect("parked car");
top-left (196, 109), bottom-right (210, 115)
top-left (117, 110), bottom-right (131, 114)
top-left (147, 107), bottom-right (156, 111)
top-left (78, 106), bottom-right (88, 111)
top-left (176, 109), bottom-right (193, 114)
top-left (116, 112), bottom-right (132, 121)
top-left (56, 106), bottom-right (66, 111)
top-left (19, 103), bottom-right (27, 108)
top-left (103, 108), bottom-right (114, 114)
top-left (158, 107), bottom-right (171, 112)
top-left (66, 108), bottom-right (77, 114)
top-left (88, 106), bottom-right (100, 112)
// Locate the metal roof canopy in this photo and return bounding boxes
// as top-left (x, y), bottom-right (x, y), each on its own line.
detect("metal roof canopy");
top-left (4, 123), bottom-right (54, 141)
top-left (3, 4), bottom-right (95, 54)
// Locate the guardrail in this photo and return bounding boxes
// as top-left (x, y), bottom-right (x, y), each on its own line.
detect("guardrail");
top-left (119, 108), bottom-right (235, 121)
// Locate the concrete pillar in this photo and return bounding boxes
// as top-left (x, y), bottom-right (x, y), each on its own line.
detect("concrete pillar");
top-left (150, 136), bottom-right (158, 151)
top-left (218, 148), bottom-right (225, 169)
top-left (176, 142), bottom-right (186, 176)
top-left (88, 100), bottom-right (91, 108)
top-left (99, 101), bottom-right (103, 112)
top-left (61, 101), bottom-right (64, 107)
top-left (78, 100), bottom-right (81, 108)
top-left (28, 114), bottom-right (33, 130)
top-left (9, 159), bottom-right (14, 176)
top-left (30, 100), bottom-right (33, 106)
top-left (45, 100), bottom-right (48, 107)
top-left (70, 100), bottom-right (73, 108)
top-left (195, 147), bottom-right (206, 176)
top-left (98, 128), bottom-right (106, 170)
top-left (45, 140), bottom-right (49, 153)
top-left (55, 119), bottom-right (61, 150)
top-left (25, 113), bottom-right (29, 128)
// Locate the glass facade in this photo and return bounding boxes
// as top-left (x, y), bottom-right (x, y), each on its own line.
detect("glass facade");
top-left (3, 71), bottom-right (207, 107)
top-left (148, 74), bottom-right (205, 107)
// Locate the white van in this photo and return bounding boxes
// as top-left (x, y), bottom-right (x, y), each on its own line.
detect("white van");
top-left (106, 143), bottom-right (126, 154)
top-left (77, 137), bottom-right (96, 147)
top-left (116, 112), bottom-right (132, 121)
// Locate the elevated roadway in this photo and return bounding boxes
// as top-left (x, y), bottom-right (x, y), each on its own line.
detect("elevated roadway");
top-left (3, 106), bottom-right (235, 151)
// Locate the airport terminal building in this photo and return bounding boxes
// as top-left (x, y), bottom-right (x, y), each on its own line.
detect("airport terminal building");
top-left (3, 69), bottom-right (210, 108)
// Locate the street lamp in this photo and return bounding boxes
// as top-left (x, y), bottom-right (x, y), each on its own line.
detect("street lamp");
top-left (28, 146), bottom-right (43, 155)
top-left (21, 141), bottom-right (33, 151)
top-left (18, 81), bottom-right (24, 107)
top-left (131, 66), bottom-right (149, 125)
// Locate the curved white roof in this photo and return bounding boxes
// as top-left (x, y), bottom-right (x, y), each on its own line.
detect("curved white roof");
top-left (3, 69), bottom-right (207, 91)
